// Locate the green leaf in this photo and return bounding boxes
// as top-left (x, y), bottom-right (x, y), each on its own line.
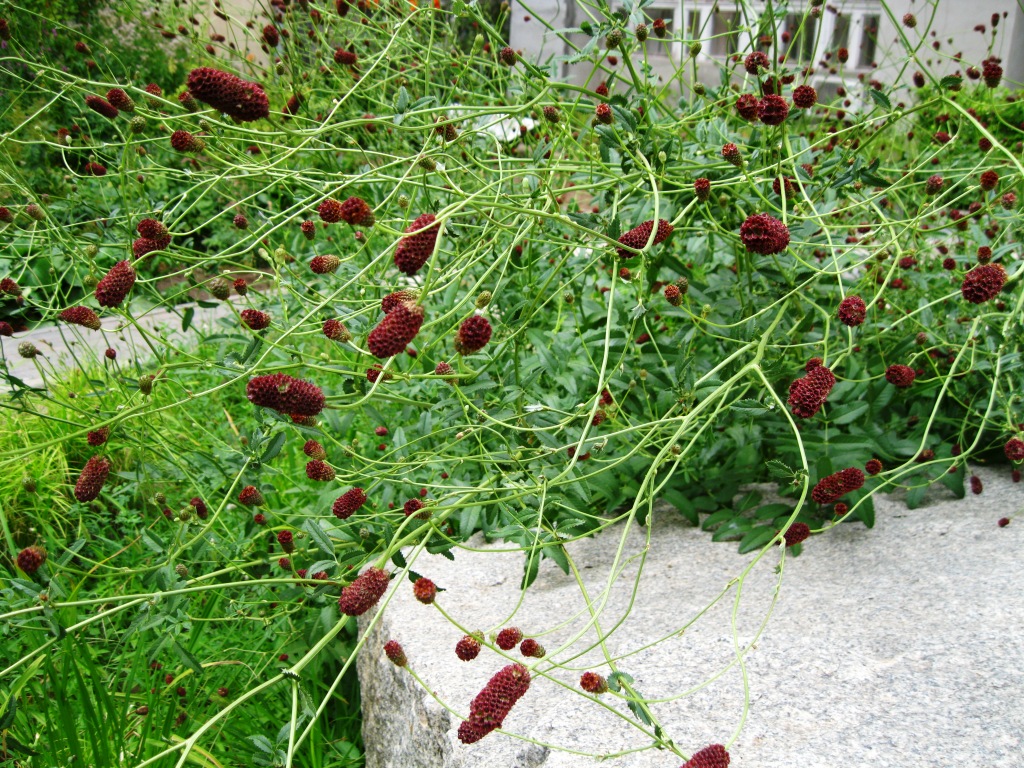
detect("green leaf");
top-left (738, 526), bottom-right (777, 553)
top-left (701, 509), bottom-right (735, 530)
top-left (544, 542), bottom-right (571, 575)
top-left (628, 699), bottom-right (653, 726)
top-left (521, 552), bottom-right (540, 590)
top-left (0, 696), bottom-right (16, 730)
top-left (939, 74), bottom-right (962, 90)
top-left (395, 85), bottom-right (410, 113)
top-left (732, 399), bottom-right (770, 416)
top-left (182, 306), bottom-right (195, 333)
top-left (765, 460), bottom-right (795, 479)
top-left (939, 466), bottom-right (965, 498)
top-left (606, 671), bottom-right (633, 692)
top-left (905, 483), bottom-right (927, 510)
top-left (248, 735), bottom-right (276, 754)
top-left (303, 521), bottom-right (336, 558)
top-left (868, 89), bottom-right (891, 110)
top-left (172, 639), bottom-right (204, 677)
top-left (240, 335), bottom-right (264, 365)
top-left (56, 538), bottom-right (87, 567)
top-left (259, 431), bottom-right (286, 463)
top-left (831, 401), bottom-right (869, 425)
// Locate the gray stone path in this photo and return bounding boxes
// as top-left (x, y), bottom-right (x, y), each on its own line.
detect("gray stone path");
top-left (359, 468), bottom-right (1024, 768)
top-left (0, 300), bottom-right (238, 388)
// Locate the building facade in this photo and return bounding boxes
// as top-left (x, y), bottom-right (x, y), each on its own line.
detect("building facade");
top-left (510, 0), bottom-right (1023, 96)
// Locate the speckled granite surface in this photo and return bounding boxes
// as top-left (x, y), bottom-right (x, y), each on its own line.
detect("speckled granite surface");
top-left (359, 466), bottom-right (1023, 768)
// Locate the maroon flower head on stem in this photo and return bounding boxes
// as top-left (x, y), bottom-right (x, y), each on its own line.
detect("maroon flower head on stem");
top-left (457, 663), bottom-right (531, 744)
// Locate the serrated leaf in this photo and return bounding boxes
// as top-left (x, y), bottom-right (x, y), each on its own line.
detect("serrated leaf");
top-left (939, 74), bottom-right (962, 90)
top-left (259, 431), bottom-right (286, 463)
top-left (868, 89), bottom-right (891, 110)
top-left (248, 735), bottom-right (275, 754)
top-left (765, 460), bottom-right (795, 479)
top-left (520, 553), bottom-right (539, 590)
top-left (395, 85), bottom-right (410, 113)
top-left (628, 699), bottom-right (653, 725)
top-left (606, 671), bottom-right (633, 692)
top-left (303, 520), bottom-right (336, 558)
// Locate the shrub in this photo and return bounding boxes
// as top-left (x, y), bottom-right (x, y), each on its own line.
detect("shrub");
top-left (0, 0), bottom-right (1020, 763)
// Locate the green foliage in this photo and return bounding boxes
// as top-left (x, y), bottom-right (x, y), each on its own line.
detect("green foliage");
top-left (0, 0), bottom-right (1021, 763)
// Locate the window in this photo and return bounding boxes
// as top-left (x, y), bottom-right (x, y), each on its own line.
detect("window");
top-left (831, 13), bottom-right (850, 51)
top-left (710, 10), bottom-right (741, 57)
top-left (858, 13), bottom-right (879, 68)
top-left (784, 12), bottom-right (817, 63)
top-left (686, 10), bottom-right (703, 41)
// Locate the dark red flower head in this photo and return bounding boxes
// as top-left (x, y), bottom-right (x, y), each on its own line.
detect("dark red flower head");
top-left (17, 545), bottom-right (47, 574)
top-left (332, 487), bottom-right (367, 519)
top-left (85, 95), bottom-right (119, 119)
top-left (305, 460), bottom-right (335, 481)
top-left (338, 567), bottom-right (389, 616)
top-left (758, 94), bottom-right (789, 125)
top-left (60, 306), bottom-right (101, 331)
top-left (885, 364), bottom-right (916, 388)
top-left (87, 426), bottom-right (110, 446)
top-left (246, 374), bottom-right (325, 416)
top-left (277, 530), bottom-right (294, 553)
top-left (787, 364), bottom-right (835, 419)
top-left (457, 663), bottom-right (531, 744)
top-left (334, 48), bottom-right (358, 65)
top-left (170, 130), bottom-right (204, 153)
top-left (384, 640), bottom-right (407, 667)
top-left (323, 319), bottom-right (351, 342)
top-left (394, 213), bottom-right (440, 275)
top-left (837, 295), bottom-right (867, 327)
top-left (95, 261), bottom-right (136, 308)
top-left (616, 219), bottom-right (673, 259)
top-left (456, 635), bottom-right (481, 660)
top-left (413, 577), bottom-right (437, 604)
top-left (190, 497), bottom-right (208, 519)
top-left (519, 638), bottom-right (545, 658)
top-left (580, 671), bottom-right (608, 693)
top-left (238, 485), bottom-right (264, 506)
top-left (811, 467), bottom-right (865, 504)
top-left (739, 213), bottom-right (789, 254)
top-left (792, 84), bottom-right (817, 109)
top-left (339, 196), bottom-right (375, 227)
top-left (310, 255), bottom-right (341, 274)
top-left (496, 626), bottom-right (523, 650)
top-left (681, 743), bottom-right (731, 768)
top-left (303, 440), bottom-right (326, 460)
top-left (694, 177), bottom-right (711, 201)
top-left (960, 264), bottom-right (1005, 304)
top-left (744, 51), bottom-right (769, 75)
top-left (865, 458), bottom-right (883, 476)
top-left (455, 315), bottom-right (492, 355)
top-left (1004, 438), bottom-right (1024, 462)
top-left (74, 455), bottom-right (112, 502)
top-left (241, 309), bottom-right (271, 330)
top-left (367, 301), bottom-right (424, 358)
top-left (186, 67), bottom-right (269, 122)
top-left (783, 522), bottom-right (810, 547)
top-left (736, 93), bottom-right (759, 121)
